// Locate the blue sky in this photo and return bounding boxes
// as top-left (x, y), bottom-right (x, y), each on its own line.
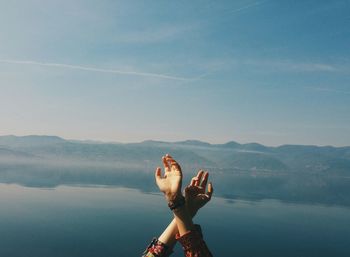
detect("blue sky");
top-left (0, 0), bottom-right (349, 146)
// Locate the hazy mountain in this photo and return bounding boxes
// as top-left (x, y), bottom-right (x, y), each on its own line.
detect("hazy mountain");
top-left (1, 135), bottom-right (350, 173)
top-left (0, 135), bottom-right (349, 206)
top-left (0, 135), bottom-right (65, 147)
top-left (0, 147), bottom-right (37, 159)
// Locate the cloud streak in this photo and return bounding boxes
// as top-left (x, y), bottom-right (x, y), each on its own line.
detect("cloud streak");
top-left (0, 59), bottom-right (195, 81)
top-left (244, 59), bottom-right (340, 72)
top-left (309, 87), bottom-right (350, 95)
top-left (228, 0), bottom-right (269, 14)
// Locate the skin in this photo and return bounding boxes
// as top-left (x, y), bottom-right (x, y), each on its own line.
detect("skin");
top-left (155, 154), bottom-right (183, 202)
top-left (185, 170), bottom-right (213, 217)
top-left (155, 154), bottom-right (213, 247)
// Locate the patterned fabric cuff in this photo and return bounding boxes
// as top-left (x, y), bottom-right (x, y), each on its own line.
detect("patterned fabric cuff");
top-left (142, 238), bottom-right (173, 257)
top-left (175, 224), bottom-right (203, 251)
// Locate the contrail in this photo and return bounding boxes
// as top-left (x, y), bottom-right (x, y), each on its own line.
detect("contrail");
top-left (204, 0), bottom-right (269, 27)
top-left (0, 59), bottom-right (194, 81)
top-left (227, 0), bottom-right (269, 15)
top-left (309, 87), bottom-right (350, 95)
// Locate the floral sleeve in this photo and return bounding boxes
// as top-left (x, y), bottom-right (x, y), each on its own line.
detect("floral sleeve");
top-left (176, 225), bottom-right (213, 257)
top-left (142, 238), bottom-right (173, 257)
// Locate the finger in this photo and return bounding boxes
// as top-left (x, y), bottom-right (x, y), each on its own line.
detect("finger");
top-left (165, 154), bottom-right (176, 165)
top-left (165, 153), bottom-right (174, 163)
top-left (166, 155), bottom-right (182, 174)
top-left (206, 182), bottom-right (213, 199)
top-left (166, 155), bottom-right (178, 167)
top-left (195, 170), bottom-right (204, 186)
top-left (162, 156), bottom-right (170, 172)
top-left (196, 169), bottom-right (203, 177)
top-left (200, 171), bottom-right (209, 188)
top-left (155, 167), bottom-right (162, 184)
top-left (170, 160), bottom-right (180, 170)
top-left (192, 170), bottom-right (203, 187)
top-left (190, 177), bottom-right (198, 186)
top-left (173, 162), bottom-right (182, 176)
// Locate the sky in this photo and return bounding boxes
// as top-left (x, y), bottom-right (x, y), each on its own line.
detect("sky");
top-left (0, 0), bottom-right (350, 146)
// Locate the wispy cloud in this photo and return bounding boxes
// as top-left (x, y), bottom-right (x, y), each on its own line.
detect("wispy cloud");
top-left (0, 59), bottom-right (195, 81)
top-left (244, 59), bottom-right (339, 72)
top-left (188, 58), bottom-right (342, 77)
top-left (227, 0), bottom-right (269, 14)
top-left (308, 87), bottom-right (350, 95)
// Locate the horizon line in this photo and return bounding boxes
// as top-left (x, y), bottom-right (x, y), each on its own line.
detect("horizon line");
top-left (0, 134), bottom-right (348, 148)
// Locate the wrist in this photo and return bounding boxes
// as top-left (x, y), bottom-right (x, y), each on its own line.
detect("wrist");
top-left (188, 208), bottom-right (198, 218)
top-left (173, 205), bottom-right (194, 236)
top-left (185, 202), bottom-right (198, 217)
top-left (165, 191), bottom-right (182, 202)
top-left (168, 194), bottom-right (185, 211)
top-left (173, 205), bottom-right (191, 221)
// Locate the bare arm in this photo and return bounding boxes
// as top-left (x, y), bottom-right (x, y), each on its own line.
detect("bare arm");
top-left (158, 218), bottom-right (178, 249)
top-left (152, 155), bottom-right (213, 257)
top-left (154, 171), bottom-right (214, 253)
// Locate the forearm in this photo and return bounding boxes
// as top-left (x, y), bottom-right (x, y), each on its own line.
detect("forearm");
top-left (141, 219), bottom-right (178, 257)
top-left (158, 218), bottom-right (178, 249)
top-left (175, 224), bottom-right (213, 257)
top-left (142, 198), bottom-right (194, 256)
top-left (159, 206), bottom-right (198, 244)
top-left (173, 206), bottom-right (213, 257)
top-left (173, 206), bottom-right (194, 236)
top-left (143, 211), bottom-right (212, 257)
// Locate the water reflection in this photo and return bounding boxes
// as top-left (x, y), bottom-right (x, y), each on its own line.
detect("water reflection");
top-left (0, 184), bottom-right (349, 257)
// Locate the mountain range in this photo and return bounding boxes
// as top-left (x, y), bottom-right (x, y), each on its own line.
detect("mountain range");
top-left (0, 135), bottom-right (349, 206)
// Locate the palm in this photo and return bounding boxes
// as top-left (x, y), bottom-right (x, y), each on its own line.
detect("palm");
top-left (155, 155), bottom-right (183, 201)
top-left (158, 168), bottom-right (182, 196)
top-left (186, 186), bottom-right (207, 208)
top-left (184, 170), bottom-right (213, 217)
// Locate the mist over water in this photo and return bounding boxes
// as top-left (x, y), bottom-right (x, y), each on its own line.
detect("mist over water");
top-left (1, 135), bottom-right (350, 207)
top-left (0, 183), bottom-right (349, 257)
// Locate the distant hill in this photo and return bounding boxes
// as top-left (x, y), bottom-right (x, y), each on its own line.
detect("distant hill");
top-left (0, 147), bottom-right (36, 159)
top-left (0, 135), bottom-right (349, 206)
top-left (0, 135), bottom-right (349, 173)
top-left (0, 135), bottom-right (65, 147)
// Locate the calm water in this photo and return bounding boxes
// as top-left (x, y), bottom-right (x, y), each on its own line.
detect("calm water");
top-left (0, 183), bottom-right (349, 257)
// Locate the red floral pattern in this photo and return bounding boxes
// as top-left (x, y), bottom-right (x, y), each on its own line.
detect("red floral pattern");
top-left (176, 225), bottom-right (213, 257)
top-left (142, 238), bottom-right (172, 257)
top-left (143, 225), bottom-right (212, 257)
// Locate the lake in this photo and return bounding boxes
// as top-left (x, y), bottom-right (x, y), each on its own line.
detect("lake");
top-left (0, 183), bottom-right (349, 257)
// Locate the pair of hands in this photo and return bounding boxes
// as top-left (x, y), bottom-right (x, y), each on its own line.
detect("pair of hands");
top-left (155, 154), bottom-right (213, 216)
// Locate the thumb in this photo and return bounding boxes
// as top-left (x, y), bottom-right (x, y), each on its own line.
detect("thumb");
top-left (206, 182), bottom-right (213, 199)
top-left (155, 167), bottom-right (162, 184)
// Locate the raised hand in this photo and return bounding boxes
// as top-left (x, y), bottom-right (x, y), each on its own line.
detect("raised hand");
top-left (149, 162), bottom-right (214, 257)
top-left (155, 154), bottom-right (183, 202)
top-left (185, 170), bottom-right (213, 217)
